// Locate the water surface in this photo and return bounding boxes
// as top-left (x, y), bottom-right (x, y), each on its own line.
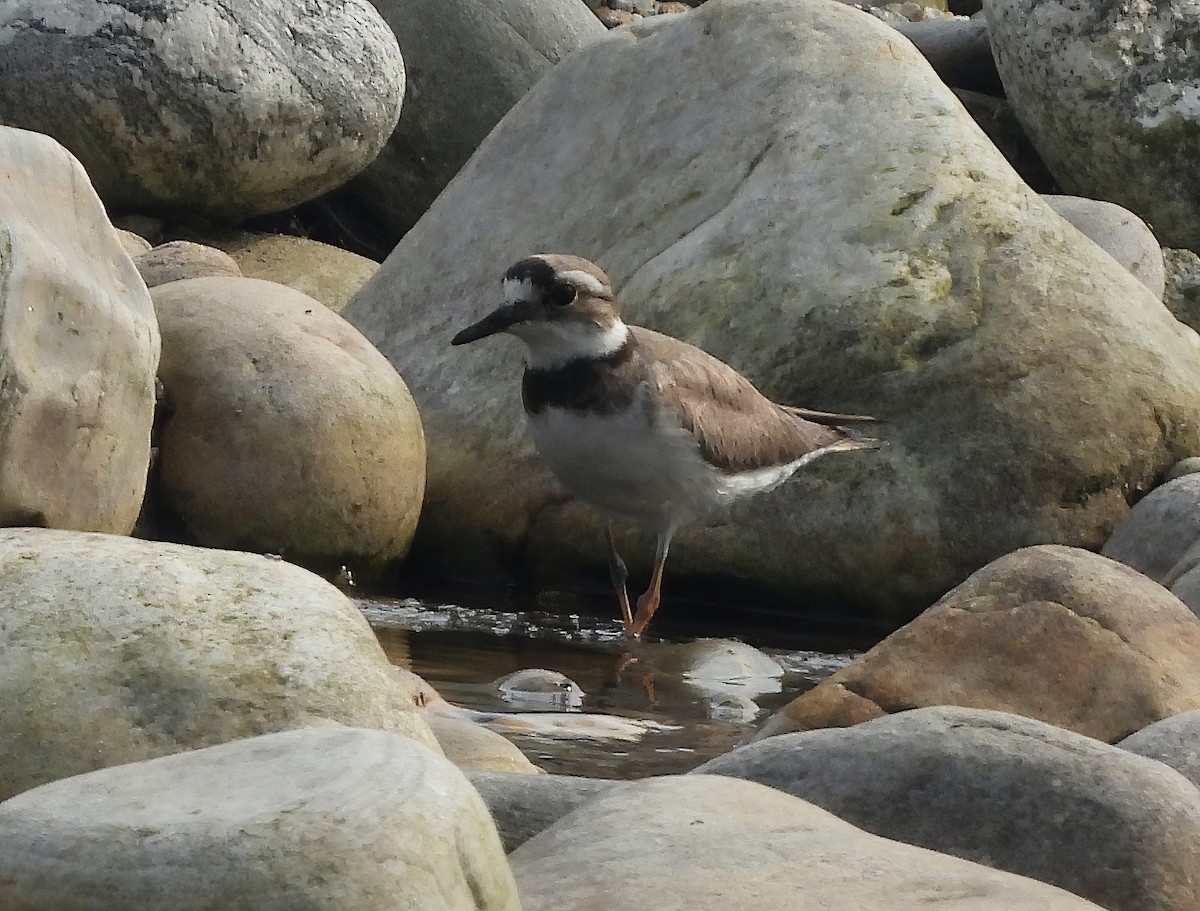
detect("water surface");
top-left (361, 593), bottom-right (864, 778)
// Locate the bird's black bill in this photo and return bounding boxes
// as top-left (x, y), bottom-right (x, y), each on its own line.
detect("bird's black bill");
top-left (451, 304), bottom-right (519, 346)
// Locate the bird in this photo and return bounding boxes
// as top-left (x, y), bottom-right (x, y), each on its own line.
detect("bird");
top-left (451, 253), bottom-right (879, 639)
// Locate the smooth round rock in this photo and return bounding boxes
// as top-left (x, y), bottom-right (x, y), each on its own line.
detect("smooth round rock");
top-left (151, 277), bottom-right (425, 579)
top-left (508, 774), bottom-right (1107, 910)
top-left (985, 0), bottom-right (1200, 250)
top-left (757, 545), bottom-right (1200, 742)
top-left (0, 528), bottom-right (438, 802)
top-left (0, 0), bottom-right (405, 221)
top-left (0, 126), bottom-right (158, 534)
top-left (427, 714), bottom-right (544, 774)
top-left (1120, 709), bottom-right (1200, 789)
top-left (468, 771), bottom-right (625, 852)
top-left (700, 706), bottom-right (1200, 911)
top-left (494, 669), bottom-right (585, 710)
top-left (1045, 195), bottom-right (1165, 298)
top-left (134, 240), bottom-right (242, 287)
top-left (0, 727), bottom-right (520, 911)
top-left (1102, 474), bottom-right (1200, 585)
top-left (207, 231), bottom-right (379, 313)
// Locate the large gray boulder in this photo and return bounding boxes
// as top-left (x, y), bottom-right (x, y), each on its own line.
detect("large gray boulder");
top-left (468, 771), bottom-right (625, 852)
top-left (0, 126), bottom-right (158, 533)
top-left (508, 774), bottom-right (1106, 910)
top-left (343, 0), bottom-right (1200, 617)
top-left (0, 528), bottom-right (439, 801)
top-left (699, 706), bottom-right (1200, 911)
top-left (1103, 474), bottom-right (1200, 584)
top-left (0, 0), bottom-right (404, 221)
top-left (985, 0), bottom-right (1200, 251)
top-left (1120, 709), bottom-right (1200, 789)
top-left (0, 727), bottom-right (520, 911)
top-left (755, 546), bottom-right (1200, 742)
top-left (151, 277), bottom-right (425, 579)
top-left (1044, 195), bottom-right (1165, 299)
top-left (348, 0), bottom-right (606, 242)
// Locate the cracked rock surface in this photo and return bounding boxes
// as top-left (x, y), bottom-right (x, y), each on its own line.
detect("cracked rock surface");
top-left (343, 0), bottom-right (1200, 619)
top-left (754, 545), bottom-right (1200, 742)
top-left (699, 706), bottom-right (1200, 911)
top-left (0, 0), bottom-right (405, 221)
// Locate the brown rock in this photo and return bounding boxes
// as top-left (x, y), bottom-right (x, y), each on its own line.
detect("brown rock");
top-left (134, 240), bottom-right (242, 287)
top-left (206, 231), bottom-right (379, 313)
top-left (150, 277), bottom-right (425, 579)
top-left (756, 545), bottom-right (1200, 742)
top-left (427, 715), bottom-right (544, 775)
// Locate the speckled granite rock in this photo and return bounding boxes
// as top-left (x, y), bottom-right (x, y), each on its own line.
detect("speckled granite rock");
top-left (985, 0), bottom-right (1200, 250)
top-left (0, 0), bottom-right (404, 221)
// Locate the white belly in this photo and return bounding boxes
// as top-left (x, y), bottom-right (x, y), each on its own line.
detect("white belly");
top-left (526, 402), bottom-right (718, 525)
top-left (525, 399), bottom-right (815, 526)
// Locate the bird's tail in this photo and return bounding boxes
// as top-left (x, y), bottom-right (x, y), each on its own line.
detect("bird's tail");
top-left (779, 404), bottom-right (878, 425)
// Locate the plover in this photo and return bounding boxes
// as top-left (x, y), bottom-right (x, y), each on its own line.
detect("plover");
top-left (452, 254), bottom-right (878, 638)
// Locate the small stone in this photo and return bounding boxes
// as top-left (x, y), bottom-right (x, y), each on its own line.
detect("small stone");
top-left (134, 241), bottom-right (243, 287)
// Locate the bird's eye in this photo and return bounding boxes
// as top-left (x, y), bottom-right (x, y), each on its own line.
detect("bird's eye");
top-left (550, 283), bottom-right (577, 307)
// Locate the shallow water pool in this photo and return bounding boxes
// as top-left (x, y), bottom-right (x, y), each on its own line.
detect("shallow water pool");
top-left (360, 593), bottom-right (865, 778)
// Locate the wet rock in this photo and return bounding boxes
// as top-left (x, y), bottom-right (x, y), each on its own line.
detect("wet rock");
top-left (0, 528), bottom-right (439, 801)
top-left (985, 0), bottom-right (1200, 250)
top-left (1044, 195), bottom-right (1165, 298)
top-left (508, 775), bottom-right (1107, 910)
top-left (204, 231), bottom-right (379, 313)
top-left (0, 126), bottom-right (158, 534)
top-left (756, 546), bottom-right (1200, 741)
top-left (631, 638), bottom-right (783, 680)
top-left (0, 0), bottom-right (404, 221)
top-left (468, 771), bottom-right (625, 851)
top-left (344, 0), bottom-right (605, 242)
top-left (428, 714), bottom-right (544, 774)
top-left (134, 241), bottom-right (242, 287)
top-left (0, 727), bottom-right (519, 911)
top-left (700, 706), bottom-right (1200, 911)
top-left (151, 277), bottom-right (425, 579)
top-left (343, 0), bottom-right (1200, 618)
top-left (624, 638), bottom-right (783, 719)
top-left (1119, 710), bottom-right (1200, 789)
top-left (494, 669), bottom-right (585, 710)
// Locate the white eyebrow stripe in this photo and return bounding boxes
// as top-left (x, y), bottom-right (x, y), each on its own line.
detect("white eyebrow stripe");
top-left (557, 269), bottom-right (607, 296)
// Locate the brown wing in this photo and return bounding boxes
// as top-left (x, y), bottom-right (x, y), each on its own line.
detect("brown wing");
top-left (631, 327), bottom-right (874, 474)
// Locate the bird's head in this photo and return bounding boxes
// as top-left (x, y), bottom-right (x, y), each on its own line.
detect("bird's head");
top-left (452, 254), bottom-right (629, 369)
